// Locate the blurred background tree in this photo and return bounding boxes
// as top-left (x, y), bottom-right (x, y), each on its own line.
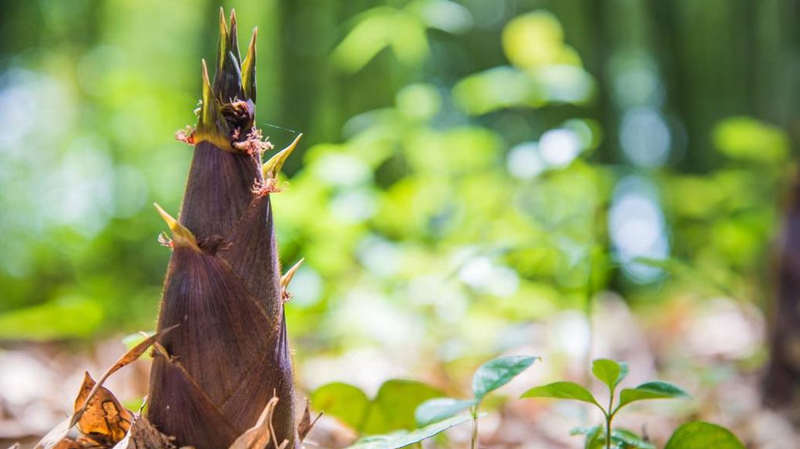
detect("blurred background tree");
top-left (1, 0), bottom-right (800, 441)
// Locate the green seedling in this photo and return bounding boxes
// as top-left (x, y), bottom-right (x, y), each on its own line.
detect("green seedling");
top-left (311, 379), bottom-right (442, 435)
top-left (415, 355), bottom-right (539, 449)
top-left (570, 421), bottom-right (746, 449)
top-left (311, 379), bottom-right (472, 449)
top-left (521, 359), bottom-right (687, 449)
top-left (313, 358), bottom-right (745, 449)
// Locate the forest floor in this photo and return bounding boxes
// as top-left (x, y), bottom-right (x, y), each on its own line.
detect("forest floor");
top-left (1, 296), bottom-right (798, 449)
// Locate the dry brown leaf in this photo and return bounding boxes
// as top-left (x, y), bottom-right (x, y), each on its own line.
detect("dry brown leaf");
top-left (101, 323), bottom-right (180, 383)
top-left (227, 396), bottom-right (280, 449)
top-left (73, 372), bottom-right (133, 445)
top-left (296, 401), bottom-right (311, 442)
top-left (34, 325), bottom-right (178, 449)
top-left (72, 324), bottom-right (178, 428)
top-left (296, 399), bottom-right (321, 443)
top-left (51, 439), bottom-right (81, 449)
top-left (77, 437), bottom-right (107, 449)
top-left (52, 437), bottom-right (104, 449)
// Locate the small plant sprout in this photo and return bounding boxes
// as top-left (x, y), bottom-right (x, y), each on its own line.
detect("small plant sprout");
top-left (310, 379), bottom-right (473, 449)
top-left (521, 359), bottom-right (689, 449)
top-left (415, 355), bottom-right (539, 449)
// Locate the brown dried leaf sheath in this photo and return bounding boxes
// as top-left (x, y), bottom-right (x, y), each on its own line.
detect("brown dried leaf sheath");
top-left (74, 373), bottom-right (133, 445)
top-left (34, 327), bottom-right (171, 449)
top-left (147, 10), bottom-right (296, 449)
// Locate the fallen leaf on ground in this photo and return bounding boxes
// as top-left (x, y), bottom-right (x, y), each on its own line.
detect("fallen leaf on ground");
top-left (73, 372), bottom-right (133, 445)
top-left (33, 325), bottom-right (177, 449)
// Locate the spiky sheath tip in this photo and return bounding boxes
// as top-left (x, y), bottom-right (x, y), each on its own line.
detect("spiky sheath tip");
top-left (193, 8), bottom-right (260, 153)
top-left (148, 9), bottom-right (298, 449)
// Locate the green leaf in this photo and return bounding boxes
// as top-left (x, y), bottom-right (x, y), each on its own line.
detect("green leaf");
top-left (471, 355), bottom-right (538, 400)
top-left (596, 359), bottom-right (628, 389)
top-left (617, 381), bottom-right (689, 409)
top-left (521, 381), bottom-right (600, 408)
top-left (664, 422), bottom-right (745, 449)
top-left (312, 380), bottom-right (443, 434)
top-left (344, 414), bottom-right (472, 449)
top-left (591, 359), bottom-right (628, 392)
top-left (415, 397), bottom-right (476, 426)
top-left (361, 380), bottom-right (443, 434)
top-left (571, 427), bottom-right (654, 449)
top-left (311, 382), bottom-right (370, 430)
top-left (611, 429), bottom-right (655, 449)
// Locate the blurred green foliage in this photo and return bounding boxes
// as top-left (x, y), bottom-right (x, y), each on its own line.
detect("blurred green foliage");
top-left (312, 380), bottom-right (442, 434)
top-left (0, 0), bottom-right (796, 376)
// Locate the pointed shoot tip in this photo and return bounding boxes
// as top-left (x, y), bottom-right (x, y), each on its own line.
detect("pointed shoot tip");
top-left (153, 203), bottom-right (199, 251)
top-left (262, 133), bottom-right (303, 180)
top-left (217, 8), bottom-right (231, 72)
top-left (228, 9), bottom-right (240, 59)
top-left (229, 8), bottom-right (237, 27)
top-left (153, 202), bottom-right (178, 231)
top-left (218, 7), bottom-right (227, 32)
top-left (247, 27), bottom-right (258, 52)
top-left (242, 29), bottom-right (258, 100)
top-left (281, 258), bottom-right (305, 289)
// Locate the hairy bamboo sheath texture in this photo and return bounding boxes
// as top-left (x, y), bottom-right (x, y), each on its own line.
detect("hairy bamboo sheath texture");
top-left (148, 9), bottom-right (301, 449)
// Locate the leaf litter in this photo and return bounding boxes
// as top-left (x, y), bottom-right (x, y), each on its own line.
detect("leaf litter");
top-left (11, 323), bottom-right (298, 449)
